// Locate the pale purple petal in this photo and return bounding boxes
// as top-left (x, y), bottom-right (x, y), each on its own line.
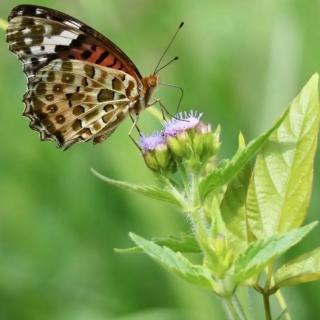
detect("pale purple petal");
top-left (164, 111), bottom-right (203, 136)
top-left (139, 132), bottom-right (165, 151)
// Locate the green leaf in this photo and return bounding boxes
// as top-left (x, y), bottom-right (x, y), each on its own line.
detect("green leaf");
top-left (246, 74), bottom-right (320, 237)
top-left (238, 131), bottom-right (246, 150)
top-left (274, 247), bottom-right (320, 287)
top-left (91, 168), bottom-right (183, 206)
top-left (115, 233), bottom-right (201, 254)
top-left (129, 233), bottom-right (213, 288)
top-left (232, 222), bottom-right (317, 284)
top-left (220, 162), bottom-right (253, 253)
top-left (199, 107), bottom-right (289, 200)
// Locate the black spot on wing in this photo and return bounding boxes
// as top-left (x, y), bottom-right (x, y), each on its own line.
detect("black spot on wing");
top-left (96, 51), bottom-right (109, 64)
top-left (81, 50), bottom-right (91, 59)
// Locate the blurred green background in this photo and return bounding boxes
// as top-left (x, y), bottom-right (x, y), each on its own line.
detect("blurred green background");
top-left (0, 0), bottom-right (320, 319)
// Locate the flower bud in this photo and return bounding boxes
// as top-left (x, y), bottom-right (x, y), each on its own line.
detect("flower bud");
top-left (139, 133), bottom-right (175, 173)
top-left (143, 150), bottom-right (159, 171)
top-left (154, 143), bottom-right (171, 169)
top-left (164, 111), bottom-right (220, 169)
top-left (167, 130), bottom-right (193, 158)
top-left (138, 111), bottom-right (220, 173)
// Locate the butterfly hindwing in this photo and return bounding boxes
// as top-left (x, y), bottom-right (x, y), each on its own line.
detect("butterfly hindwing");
top-left (25, 59), bottom-right (139, 149)
top-left (7, 4), bottom-right (142, 82)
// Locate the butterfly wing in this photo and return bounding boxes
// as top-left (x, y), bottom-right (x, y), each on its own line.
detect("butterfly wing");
top-left (6, 4), bottom-right (142, 82)
top-left (25, 59), bottom-right (139, 149)
top-left (6, 4), bottom-right (144, 149)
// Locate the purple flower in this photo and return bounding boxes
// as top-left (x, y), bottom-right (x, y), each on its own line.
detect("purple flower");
top-left (139, 132), bottom-right (165, 151)
top-left (164, 111), bottom-right (203, 136)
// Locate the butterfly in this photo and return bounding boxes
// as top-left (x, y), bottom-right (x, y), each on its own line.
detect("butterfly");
top-left (6, 5), bottom-right (181, 149)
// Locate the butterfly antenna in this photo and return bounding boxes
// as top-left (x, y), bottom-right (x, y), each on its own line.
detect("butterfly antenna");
top-left (153, 22), bottom-right (184, 75)
top-left (156, 56), bottom-right (179, 73)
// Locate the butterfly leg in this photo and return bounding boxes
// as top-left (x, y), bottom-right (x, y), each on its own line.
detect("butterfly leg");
top-left (128, 113), bottom-right (142, 150)
top-left (129, 113), bottom-right (142, 136)
top-left (160, 105), bottom-right (166, 121)
top-left (159, 82), bottom-right (184, 114)
top-left (148, 99), bottom-right (177, 120)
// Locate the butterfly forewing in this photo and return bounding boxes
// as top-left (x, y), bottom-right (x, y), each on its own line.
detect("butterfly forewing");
top-left (6, 4), bottom-right (146, 149)
top-left (25, 59), bottom-right (139, 149)
top-left (7, 5), bottom-right (142, 81)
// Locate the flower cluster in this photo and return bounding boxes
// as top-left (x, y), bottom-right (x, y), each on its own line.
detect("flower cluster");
top-left (139, 111), bottom-right (220, 173)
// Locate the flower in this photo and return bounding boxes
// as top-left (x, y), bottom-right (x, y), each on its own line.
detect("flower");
top-left (162, 111), bottom-right (219, 169)
top-left (138, 110), bottom-right (220, 172)
top-left (139, 132), bottom-right (165, 151)
top-left (164, 111), bottom-right (203, 136)
top-left (139, 132), bottom-right (174, 173)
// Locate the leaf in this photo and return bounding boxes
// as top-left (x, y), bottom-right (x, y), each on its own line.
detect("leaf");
top-left (129, 233), bottom-right (213, 288)
top-left (274, 247), bottom-right (320, 287)
top-left (92, 168), bottom-right (183, 206)
top-left (199, 107), bottom-right (289, 200)
top-left (232, 222), bottom-right (317, 284)
top-left (115, 233), bottom-right (201, 254)
top-left (238, 131), bottom-right (246, 150)
top-left (246, 74), bottom-right (320, 237)
top-left (220, 162), bottom-right (253, 253)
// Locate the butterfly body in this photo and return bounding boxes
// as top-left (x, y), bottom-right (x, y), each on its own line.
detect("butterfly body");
top-left (6, 4), bottom-right (160, 149)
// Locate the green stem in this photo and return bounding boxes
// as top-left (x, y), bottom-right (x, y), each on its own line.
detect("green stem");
top-left (263, 292), bottom-right (272, 320)
top-left (222, 295), bottom-right (248, 320)
top-left (186, 171), bottom-right (248, 320)
top-left (259, 266), bottom-right (274, 320)
top-left (188, 171), bottom-right (207, 242)
top-left (265, 265), bottom-right (273, 290)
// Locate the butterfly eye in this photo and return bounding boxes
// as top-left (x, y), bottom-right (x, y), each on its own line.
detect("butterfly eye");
top-left (147, 76), bottom-right (159, 88)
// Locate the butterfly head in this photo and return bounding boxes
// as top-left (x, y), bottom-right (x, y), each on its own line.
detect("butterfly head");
top-left (142, 74), bottom-right (160, 106)
top-left (144, 74), bottom-right (160, 89)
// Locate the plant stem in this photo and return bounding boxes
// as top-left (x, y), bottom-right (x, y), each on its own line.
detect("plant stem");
top-left (262, 292), bottom-right (272, 320)
top-left (223, 295), bottom-right (248, 320)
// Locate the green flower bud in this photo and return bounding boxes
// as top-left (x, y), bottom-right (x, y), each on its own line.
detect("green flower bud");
top-left (163, 112), bottom-right (220, 170)
top-left (166, 135), bottom-right (185, 158)
top-left (143, 151), bottom-right (159, 171)
top-left (167, 131), bottom-right (194, 159)
top-left (139, 133), bottom-right (175, 173)
top-left (154, 144), bottom-right (171, 169)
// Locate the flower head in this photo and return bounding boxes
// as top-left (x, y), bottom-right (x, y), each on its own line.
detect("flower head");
top-left (164, 111), bottom-right (203, 136)
top-left (139, 132), bottom-right (165, 151)
top-left (139, 132), bottom-right (175, 173)
top-left (162, 110), bottom-right (220, 170)
top-left (138, 110), bottom-right (220, 173)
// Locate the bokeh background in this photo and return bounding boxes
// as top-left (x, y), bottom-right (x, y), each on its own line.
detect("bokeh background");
top-left (0, 0), bottom-right (320, 319)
